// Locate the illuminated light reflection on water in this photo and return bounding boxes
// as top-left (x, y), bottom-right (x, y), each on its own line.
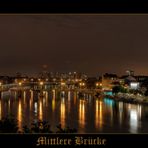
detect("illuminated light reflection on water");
top-left (79, 99), bottom-right (85, 131)
top-left (128, 104), bottom-right (142, 133)
top-left (95, 100), bottom-right (103, 130)
top-left (0, 90), bottom-right (148, 133)
top-left (60, 97), bottom-right (66, 128)
top-left (39, 98), bottom-right (43, 121)
top-left (17, 99), bottom-right (22, 132)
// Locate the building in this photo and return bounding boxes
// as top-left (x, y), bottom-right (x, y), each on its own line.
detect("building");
top-left (102, 73), bottom-right (118, 90)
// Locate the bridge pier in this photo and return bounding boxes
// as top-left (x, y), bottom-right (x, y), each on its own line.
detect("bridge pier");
top-left (18, 90), bottom-right (22, 98)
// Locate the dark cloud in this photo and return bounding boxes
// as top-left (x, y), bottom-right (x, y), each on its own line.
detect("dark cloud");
top-left (0, 15), bottom-right (148, 76)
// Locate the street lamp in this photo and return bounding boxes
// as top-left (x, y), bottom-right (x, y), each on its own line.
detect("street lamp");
top-left (61, 82), bottom-right (66, 86)
top-left (18, 82), bottom-right (22, 86)
top-left (82, 82), bottom-right (85, 86)
top-left (40, 81), bottom-right (44, 86)
top-left (96, 83), bottom-right (99, 87)
top-left (31, 78), bottom-right (34, 82)
top-left (40, 81), bottom-right (44, 91)
top-left (79, 82), bottom-right (85, 88)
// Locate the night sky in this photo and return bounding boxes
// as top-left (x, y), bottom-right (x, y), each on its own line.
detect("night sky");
top-left (0, 14), bottom-right (148, 77)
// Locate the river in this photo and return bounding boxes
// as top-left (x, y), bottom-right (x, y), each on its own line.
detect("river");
top-left (0, 89), bottom-right (148, 133)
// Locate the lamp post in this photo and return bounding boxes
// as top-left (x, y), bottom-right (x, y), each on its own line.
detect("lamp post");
top-left (40, 81), bottom-right (44, 89)
top-left (18, 82), bottom-right (22, 86)
top-left (18, 82), bottom-right (22, 98)
top-left (39, 81), bottom-right (44, 97)
top-left (79, 82), bottom-right (85, 89)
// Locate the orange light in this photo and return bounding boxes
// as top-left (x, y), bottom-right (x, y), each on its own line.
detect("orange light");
top-left (18, 82), bottom-right (22, 86)
top-left (40, 82), bottom-right (44, 85)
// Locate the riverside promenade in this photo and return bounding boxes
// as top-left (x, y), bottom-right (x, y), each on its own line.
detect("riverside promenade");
top-left (105, 92), bottom-right (148, 105)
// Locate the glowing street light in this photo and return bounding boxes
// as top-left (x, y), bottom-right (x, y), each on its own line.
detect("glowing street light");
top-left (96, 83), bottom-right (99, 87)
top-left (61, 82), bottom-right (66, 86)
top-left (18, 82), bottom-right (22, 86)
top-left (82, 83), bottom-right (85, 86)
top-left (31, 78), bottom-right (34, 82)
top-left (79, 82), bottom-right (85, 87)
top-left (40, 82), bottom-right (44, 86)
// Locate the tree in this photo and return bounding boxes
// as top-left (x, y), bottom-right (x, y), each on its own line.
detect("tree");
top-left (112, 85), bottom-right (127, 94)
top-left (0, 116), bottom-right (18, 133)
top-left (144, 89), bottom-right (148, 96)
top-left (30, 120), bottom-right (52, 133)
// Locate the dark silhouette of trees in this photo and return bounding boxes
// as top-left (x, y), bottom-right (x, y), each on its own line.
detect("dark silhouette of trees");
top-left (0, 116), bottom-right (18, 133)
top-left (56, 123), bottom-right (77, 133)
top-left (112, 85), bottom-right (127, 94)
top-left (30, 120), bottom-right (52, 133)
top-left (0, 117), bottom-right (77, 133)
top-left (144, 89), bottom-right (148, 96)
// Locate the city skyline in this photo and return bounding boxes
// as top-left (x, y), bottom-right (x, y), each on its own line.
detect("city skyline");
top-left (0, 14), bottom-right (148, 76)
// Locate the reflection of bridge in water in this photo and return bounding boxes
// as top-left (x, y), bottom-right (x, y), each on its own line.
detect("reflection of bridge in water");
top-left (0, 82), bottom-right (110, 99)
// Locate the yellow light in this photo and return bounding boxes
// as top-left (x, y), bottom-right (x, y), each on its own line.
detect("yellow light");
top-left (79, 83), bottom-right (82, 86)
top-left (79, 82), bottom-right (85, 86)
top-left (61, 82), bottom-right (65, 86)
top-left (18, 82), bottom-right (22, 86)
top-left (17, 100), bottom-right (22, 132)
top-left (100, 83), bottom-right (102, 86)
top-left (79, 100), bottom-right (85, 128)
top-left (40, 82), bottom-right (44, 85)
top-left (60, 98), bottom-right (65, 127)
top-left (96, 83), bottom-right (99, 86)
top-left (0, 82), bottom-right (2, 86)
top-left (39, 99), bottom-right (43, 121)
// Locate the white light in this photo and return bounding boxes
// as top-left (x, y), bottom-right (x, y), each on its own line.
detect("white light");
top-left (130, 82), bottom-right (139, 89)
top-left (53, 78), bottom-right (56, 81)
top-left (131, 110), bottom-right (137, 120)
top-left (34, 102), bottom-right (37, 113)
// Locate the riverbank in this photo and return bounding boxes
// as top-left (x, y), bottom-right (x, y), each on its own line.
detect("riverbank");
top-left (104, 92), bottom-right (148, 105)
